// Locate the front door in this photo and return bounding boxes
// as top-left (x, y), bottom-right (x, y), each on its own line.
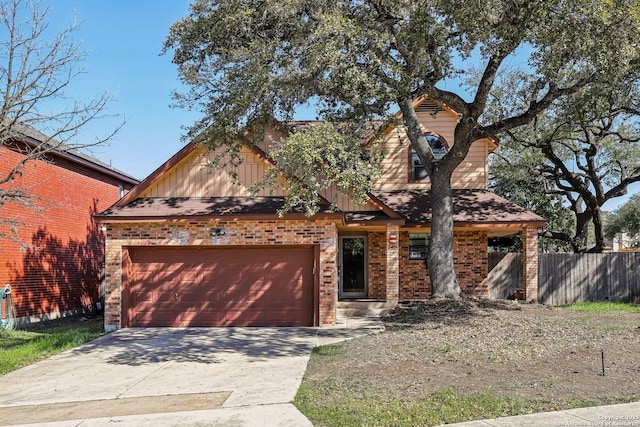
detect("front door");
top-left (339, 236), bottom-right (367, 298)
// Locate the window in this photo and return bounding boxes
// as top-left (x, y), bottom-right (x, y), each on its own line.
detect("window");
top-left (411, 150), bottom-right (429, 181)
top-left (411, 135), bottom-right (448, 181)
top-left (409, 233), bottom-right (430, 260)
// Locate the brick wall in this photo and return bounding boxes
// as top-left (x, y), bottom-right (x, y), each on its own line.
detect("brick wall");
top-left (386, 226), bottom-right (400, 304)
top-left (0, 145), bottom-right (134, 321)
top-left (367, 232), bottom-right (386, 299)
top-left (523, 227), bottom-right (539, 301)
top-left (103, 220), bottom-right (338, 329)
top-left (453, 230), bottom-right (489, 297)
top-left (398, 231), bottom-right (431, 299)
top-left (395, 230), bottom-right (488, 299)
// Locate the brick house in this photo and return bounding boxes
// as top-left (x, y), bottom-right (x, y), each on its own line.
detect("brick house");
top-left (96, 98), bottom-right (544, 330)
top-left (0, 130), bottom-right (138, 325)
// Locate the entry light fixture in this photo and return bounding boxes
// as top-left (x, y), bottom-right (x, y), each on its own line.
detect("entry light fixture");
top-left (211, 228), bottom-right (227, 237)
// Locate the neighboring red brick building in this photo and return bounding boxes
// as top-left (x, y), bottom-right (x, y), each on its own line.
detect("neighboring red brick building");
top-left (0, 133), bottom-right (138, 325)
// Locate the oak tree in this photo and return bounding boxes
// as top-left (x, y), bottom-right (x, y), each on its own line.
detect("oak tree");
top-left (489, 146), bottom-right (575, 252)
top-left (491, 80), bottom-right (640, 253)
top-left (165, 0), bottom-right (640, 297)
top-left (605, 194), bottom-right (640, 247)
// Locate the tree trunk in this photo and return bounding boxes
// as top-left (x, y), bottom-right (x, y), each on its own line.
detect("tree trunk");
top-left (398, 97), bottom-right (463, 299)
top-left (428, 166), bottom-right (462, 298)
top-left (572, 211), bottom-right (591, 252)
top-left (588, 207), bottom-right (605, 253)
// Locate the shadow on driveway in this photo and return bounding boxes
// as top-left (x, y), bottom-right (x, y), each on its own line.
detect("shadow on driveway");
top-left (71, 327), bottom-right (319, 366)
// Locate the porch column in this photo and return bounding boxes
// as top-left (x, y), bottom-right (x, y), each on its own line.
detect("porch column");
top-left (522, 226), bottom-right (539, 302)
top-left (386, 225), bottom-right (399, 305)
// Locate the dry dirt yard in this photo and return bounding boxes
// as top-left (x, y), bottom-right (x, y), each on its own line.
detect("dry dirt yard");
top-left (307, 299), bottom-right (640, 411)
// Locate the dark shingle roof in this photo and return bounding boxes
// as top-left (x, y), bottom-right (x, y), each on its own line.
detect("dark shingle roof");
top-left (96, 196), bottom-right (335, 219)
top-left (10, 122), bottom-right (138, 184)
top-left (97, 191), bottom-right (545, 229)
top-left (372, 189), bottom-right (546, 226)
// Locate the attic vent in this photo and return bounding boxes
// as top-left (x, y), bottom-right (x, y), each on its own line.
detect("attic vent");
top-left (415, 100), bottom-right (444, 114)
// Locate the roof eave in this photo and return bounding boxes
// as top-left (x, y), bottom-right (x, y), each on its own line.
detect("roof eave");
top-left (343, 218), bottom-right (406, 227)
top-left (115, 139), bottom-right (200, 206)
top-left (11, 135), bottom-right (139, 185)
top-left (402, 220), bottom-right (547, 228)
top-left (365, 192), bottom-right (404, 219)
top-left (95, 212), bottom-right (345, 224)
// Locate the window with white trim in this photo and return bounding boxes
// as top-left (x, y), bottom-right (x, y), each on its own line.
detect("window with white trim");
top-left (409, 233), bottom-right (430, 260)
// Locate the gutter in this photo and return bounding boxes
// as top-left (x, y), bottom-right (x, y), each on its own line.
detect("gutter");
top-left (15, 134), bottom-right (139, 186)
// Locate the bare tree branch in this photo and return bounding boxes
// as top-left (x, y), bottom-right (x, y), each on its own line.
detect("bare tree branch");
top-left (0, 0), bottom-right (123, 241)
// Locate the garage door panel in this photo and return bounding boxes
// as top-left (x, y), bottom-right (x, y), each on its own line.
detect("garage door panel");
top-left (180, 311), bottom-right (224, 327)
top-left (130, 290), bottom-right (154, 302)
top-left (178, 290), bottom-right (225, 302)
top-left (125, 246), bottom-right (315, 327)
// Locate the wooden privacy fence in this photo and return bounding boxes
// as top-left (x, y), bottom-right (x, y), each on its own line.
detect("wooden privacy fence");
top-left (487, 252), bottom-right (640, 305)
top-left (487, 253), bottom-right (522, 300)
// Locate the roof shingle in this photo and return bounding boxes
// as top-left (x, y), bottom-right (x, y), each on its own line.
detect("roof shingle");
top-left (372, 189), bottom-right (546, 226)
top-left (96, 196), bottom-right (334, 219)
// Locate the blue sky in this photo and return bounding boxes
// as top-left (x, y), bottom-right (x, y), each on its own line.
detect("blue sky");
top-left (45, 1), bottom-right (636, 211)
top-left (46, 1), bottom-right (210, 180)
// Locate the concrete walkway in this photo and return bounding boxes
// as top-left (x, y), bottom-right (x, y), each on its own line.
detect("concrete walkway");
top-left (446, 401), bottom-right (640, 426)
top-left (0, 317), bottom-right (384, 427)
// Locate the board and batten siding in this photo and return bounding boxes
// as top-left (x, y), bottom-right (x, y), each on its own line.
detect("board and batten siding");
top-left (318, 187), bottom-right (380, 211)
top-left (140, 145), bottom-right (288, 198)
top-left (140, 143), bottom-right (382, 212)
top-left (139, 107), bottom-right (490, 203)
top-left (374, 110), bottom-right (489, 190)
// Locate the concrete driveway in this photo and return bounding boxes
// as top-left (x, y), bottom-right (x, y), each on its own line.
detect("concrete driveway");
top-left (0, 327), bottom-right (324, 426)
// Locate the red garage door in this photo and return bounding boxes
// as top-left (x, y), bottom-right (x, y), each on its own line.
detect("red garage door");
top-left (123, 246), bottom-right (316, 327)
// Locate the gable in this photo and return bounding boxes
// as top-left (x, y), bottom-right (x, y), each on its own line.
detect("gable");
top-left (119, 96), bottom-right (493, 211)
top-left (374, 102), bottom-right (490, 191)
top-left (124, 140), bottom-right (381, 212)
top-left (137, 144), bottom-right (288, 198)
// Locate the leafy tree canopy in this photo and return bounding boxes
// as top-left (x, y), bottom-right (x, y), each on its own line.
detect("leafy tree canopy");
top-left (490, 78), bottom-right (640, 252)
top-left (165, 0), bottom-right (640, 296)
top-left (489, 143), bottom-right (575, 252)
top-left (605, 194), bottom-right (640, 241)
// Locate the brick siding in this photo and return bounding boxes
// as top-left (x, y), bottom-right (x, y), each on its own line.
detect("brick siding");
top-left (367, 230), bottom-right (489, 300)
top-left (103, 220), bottom-right (338, 329)
top-left (0, 145), bottom-right (134, 321)
top-left (385, 226), bottom-right (400, 304)
top-left (367, 232), bottom-right (387, 299)
top-left (523, 227), bottom-right (539, 301)
top-left (104, 221), bottom-right (491, 328)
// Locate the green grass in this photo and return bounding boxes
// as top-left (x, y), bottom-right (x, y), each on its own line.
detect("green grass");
top-left (0, 318), bottom-right (104, 375)
top-left (296, 385), bottom-right (581, 427)
top-left (562, 301), bottom-right (640, 313)
top-left (311, 343), bottom-right (344, 360)
top-left (295, 303), bottom-right (640, 426)
top-left (295, 382), bottom-right (635, 427)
